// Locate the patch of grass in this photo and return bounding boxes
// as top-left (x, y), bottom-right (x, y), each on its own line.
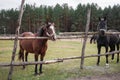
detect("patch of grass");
top-left (0, 40), bottom-right (120, 80)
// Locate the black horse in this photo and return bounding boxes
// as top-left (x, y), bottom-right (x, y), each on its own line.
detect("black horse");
top-left (108, 30), bottom-right (119, 61)
top-left (96, 17), bottom-right (119, 65)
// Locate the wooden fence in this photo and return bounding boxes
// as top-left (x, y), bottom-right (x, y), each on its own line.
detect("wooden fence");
top-left (59, 32), bottom-right (120, 36)
top-left (0, 50), bottom-right (120, 67)
top-left (0, 0), bottom-right (120, 79)
top-left (0, 31), bottom-right (120, 40)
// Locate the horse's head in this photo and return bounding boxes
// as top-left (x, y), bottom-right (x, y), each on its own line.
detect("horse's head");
top-left (38, 22), bottom-right (56, 41)
top-left (99, 29), bottom-right (106, 36)
top-left (97, 17), bottom-right (107, 30)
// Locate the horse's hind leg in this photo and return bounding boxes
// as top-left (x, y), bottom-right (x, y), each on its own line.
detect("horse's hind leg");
top-left (22, 51), bottom-right (28, 69)
top-left (117, 52), bottom-right (119, 63)
top-left (21, 51), bottom-right (25, 69)
top-left (18, 49), bottom-right (25, 69)
top-left (111, 45), bottom-right (115, 60)
top-left (105, 46), bottom-right (109, 64)
top-left (117, 44), bottom-right (119, 63)
top-left (25, 52), bottom-right (28, 62)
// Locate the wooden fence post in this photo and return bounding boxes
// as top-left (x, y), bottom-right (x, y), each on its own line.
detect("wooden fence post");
top-left (7, 0), bottom-right (25, 80)
top-left (80, 9), bottom-right (91, 69)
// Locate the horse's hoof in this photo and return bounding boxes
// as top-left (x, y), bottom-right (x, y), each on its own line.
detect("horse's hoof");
top-left (96, 63), bottom-right (99, 66)
top-left (39, 72), bottom-right (43, 75)
top-left (105, 63), bottom-right (110, 68)
top-left (21, 67), bottom-right (25, 70)
top-left (39, 73), bottom-right (43, 75)
top-left (105, 63), bottom-right (109, 66)
top-left (117, 61), bottom-right (119, 63)
top-left (34, 73), bottom-right (38, 76)
top-left (111, 57), bottom-right (114, 60)
top-left (22, 67), bottom-right (26, 70)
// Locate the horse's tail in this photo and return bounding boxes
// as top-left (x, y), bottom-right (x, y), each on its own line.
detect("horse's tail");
top-left (18, 45), bottom-right (24, 61)
top-left (18, 50), bottom-right (22, 61)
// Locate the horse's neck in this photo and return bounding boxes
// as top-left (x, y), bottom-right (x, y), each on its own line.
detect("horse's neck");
top-left (35, 33), bottom-right (48, 46)
top-left (41, 39), bottom-right (48, 45)
top-left (99, 35), bottom-right (106, 38)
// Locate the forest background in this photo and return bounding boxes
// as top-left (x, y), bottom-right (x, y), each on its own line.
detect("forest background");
top-left (0, 3), bottom-right (120, 34)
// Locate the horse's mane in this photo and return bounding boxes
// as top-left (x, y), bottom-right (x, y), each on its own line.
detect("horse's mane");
top-left (37, 25), bottom-right (45, 36)
top-left (37, 23), bottom-right (51, 36)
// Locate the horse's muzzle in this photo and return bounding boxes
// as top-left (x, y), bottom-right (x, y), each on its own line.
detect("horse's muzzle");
top-left (48, 35), bottom-right (56, 41)
top-left (51, 35), bottom-right (57, 41)
top-left (46, 32), bottom-right (56, 41)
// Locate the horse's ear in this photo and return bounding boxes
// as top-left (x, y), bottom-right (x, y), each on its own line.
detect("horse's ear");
top-left (48, 22), bottom-right (51, 25)
top-left (99, 17), bottom-right (101, 21)
top-left (51, 22), bottom-right (55, 26)
top-left (104, 17), bottom-right (107, 21)
top-left (46, 22), bottom-right (51, 28)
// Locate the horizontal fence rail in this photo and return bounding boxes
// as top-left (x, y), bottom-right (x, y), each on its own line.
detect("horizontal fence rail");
top-left (0, 59), bottom-right (63, 67)
top-left (0, 36), bottom-right (84, 40)
top-left (60, 50), bottom-right (120, 61)
top-left (59, 32), bottom-right (97, 35)
top-left (0, 50), bottom-right (119, 67)
top-left (0, 31), bottom-right (120, 40)
top-left (59, 32), bottom-right (120, 35)
top-left (0, 37), bottom-right (49, 40)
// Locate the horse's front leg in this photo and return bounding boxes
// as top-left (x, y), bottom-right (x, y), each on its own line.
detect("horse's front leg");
top-left (39, 54), bottom-right (45, 74)
top-left (105, 46), bottom-right (109, 64)
top-left (97, 45), bottom-right (101, 66)
top-left (34, 54), bottom-right (38, 75)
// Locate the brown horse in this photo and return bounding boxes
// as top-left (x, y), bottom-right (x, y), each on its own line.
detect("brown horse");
top-left (18, 22), bottom-right (56, 75)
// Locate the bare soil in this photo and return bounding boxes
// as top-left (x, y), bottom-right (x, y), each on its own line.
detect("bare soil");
top-left (69, 72), bottom-right (120, 80)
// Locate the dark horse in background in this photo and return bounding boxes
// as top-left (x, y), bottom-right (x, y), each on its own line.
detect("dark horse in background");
top-left (18, 22), bottom-right (56, 75)
top-left (96, 17), bottom-right (119, 66)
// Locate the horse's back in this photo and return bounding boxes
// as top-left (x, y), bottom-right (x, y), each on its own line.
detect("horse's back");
top-left (19, 32), bottom-right (35, 53)
top-left (20, 32), bottom-right (35, 37)
top-left (107, 30), bottom-right (119, 45)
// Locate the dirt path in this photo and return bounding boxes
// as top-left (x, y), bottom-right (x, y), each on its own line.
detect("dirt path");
top-left (69, 72), bottom-right (120, 80)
